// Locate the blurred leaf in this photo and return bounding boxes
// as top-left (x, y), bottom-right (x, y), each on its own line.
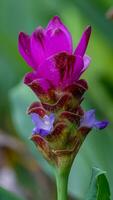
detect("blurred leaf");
top-left (86, 167), bottom-right (110, 200)
top-left (0, 187), bottom-right (26, 200)
top-left (9, 83), bottom-right (53, 177)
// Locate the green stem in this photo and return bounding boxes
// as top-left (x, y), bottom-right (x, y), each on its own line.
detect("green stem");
top-left (55, 169), bottom-right (69, 200)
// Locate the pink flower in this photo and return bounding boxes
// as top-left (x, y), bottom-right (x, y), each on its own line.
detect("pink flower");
top-left (18, 16), bottom-right (91, 96)
top-left (18, 16), bottom-right (108, 165)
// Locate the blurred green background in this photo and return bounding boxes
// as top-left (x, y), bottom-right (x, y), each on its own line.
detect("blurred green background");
top-left (0, 0), bottom-right (113, 199)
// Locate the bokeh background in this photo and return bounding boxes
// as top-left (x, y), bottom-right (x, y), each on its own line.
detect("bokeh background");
top-left (0, 0), bottom-right (113, 199)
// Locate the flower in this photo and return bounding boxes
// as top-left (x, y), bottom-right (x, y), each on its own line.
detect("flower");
top-left (80, 110), bottom-right (109, 129)
top-left (31, 113), bottom-right (55, 136)
top-left (19, 16), bottom-right (109, 169)
top-left (18, 16), bottom-right (91, 97)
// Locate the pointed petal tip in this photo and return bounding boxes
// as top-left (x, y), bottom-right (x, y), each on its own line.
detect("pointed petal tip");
top-left (18, 31), bottom-right (23, 38)
top-left (83, 26), bottom-right (92, 40)
top-left (51, 15), bottom-right (61, 23)
top-left (96, 120), bottom-right (109, 130)
top-left (18, 31), bottom-right (29, 42)
top-left (18, 32), bottom-right (37, 68)
top-left (53, 15), bottom-right (60, 19)
top-left (18, 31), bottom-right (24, 36)
top-left (18, 32), bottom-right (25, 47)
top-left (85, 25), bottom-right (92, 34)
top-left (74, 25), bottom-right (92, 57)
top-left (47, 16), bottom-right (62, 27)
top-left (103, 120), bottom-right (109, 128)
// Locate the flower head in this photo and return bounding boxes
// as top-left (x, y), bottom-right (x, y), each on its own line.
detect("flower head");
top-left (18, 16), bottom-right (91, 98)
top-left (19, 16), bottom-right (109, 170)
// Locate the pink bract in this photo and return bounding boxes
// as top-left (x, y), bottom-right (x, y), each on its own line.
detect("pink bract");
top-left (18, 16), bottom-right (91, 94)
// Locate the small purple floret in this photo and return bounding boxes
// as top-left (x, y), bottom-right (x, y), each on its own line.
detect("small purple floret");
top-left (80, 109), bottom-right (109, 130)
top-left (31, 113), bottom-right (55, 136)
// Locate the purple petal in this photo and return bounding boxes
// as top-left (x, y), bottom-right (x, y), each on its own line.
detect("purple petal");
top-left (68, 55), bottom-right (90, 82)
top-left (36, 78), bottom-right (52, 92)
top-left (72, 55), bottom-right (84, 81)
top-left (53, 52), bottom-right (75, 87)
top-left (36, 55), bottom-right (60, 88)
top-left (74, 26), bottom-right (91, 57)
top-left (30, 27), bottom-right (46, 68)
top-left (39, 129), bottom-right (51, 137)
top-left (24, 71), bottom-right (38, 85)
top-left (31, 113), bottom-right (44, 127)
top-left (80, 109), bottom-right (96, 128)
top-left (24, 71), bottom-right (53, 94)
top-left (80, 109), bottom-right (109, 130)
top-left (19, 16), bottom-right (73, 69)
top-left (18, 32), bottom-right (36, 69)
top-left (31, 113), bottom-right (55, 137)
top-left (62, 55), bottom-right (84, 86)
top-left (46, 16), bottom-right (73, 55)
top-left (94, 121), bottom-right (109, 129)
top-left (32, 127), bottom-right (49, 137)
top-left (49, 113), bottom-right (55, 123)
top-left (82, 55), bottom-right (91, 72)
top-left (52, 53), bottom-right (84, 87)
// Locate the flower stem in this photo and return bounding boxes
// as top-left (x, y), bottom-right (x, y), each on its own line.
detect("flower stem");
top-left (55, 169), bottom-right (69, 200)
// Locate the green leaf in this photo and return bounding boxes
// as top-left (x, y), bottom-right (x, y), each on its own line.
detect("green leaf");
top-left (86, 167), bottom-right (111, 200)
top-left (0, 187), bottom-right (26, 200)
top-left (9, 82), bottom-right (53, 177)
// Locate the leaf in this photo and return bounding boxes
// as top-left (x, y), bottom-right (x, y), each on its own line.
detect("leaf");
top-left (86, 167), bottom-right (111, 200)
top-left (9, 82), bottom-right (53, 177)
top-left (0, 187), bottom-right (26, 200)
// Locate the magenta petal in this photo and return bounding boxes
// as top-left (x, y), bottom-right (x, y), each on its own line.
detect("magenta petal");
top-left (46, 16), bottom-right (73, 55)
top-left (24, 71), bottom-right (38, 85)
top-left (37, 56), bottom-right (60, 88)
top-left (70, 55), bottom-right (84, 82)
top-left (30, 27), bottom-right (46, 68)
top-left (18, 32), bottom-right (36, 69)
top-left (53, 52), bottom-right (75, 86)
top-left (25, 74), bottom-right (51, 92)
top-left (37, 78), bottom-right (52, 91)
top-left (74, 26), bottom-right (91, 57)
top-left (83, 55), bottom-right (91, 69)
top-left (52, 53), bottom-right (84, 87)
top-left (82, 55), bottom-right (91, 73)
top-left (23, 54), bottom-right (62, 93)
top-left (24, 72), bottom-right (51, 95)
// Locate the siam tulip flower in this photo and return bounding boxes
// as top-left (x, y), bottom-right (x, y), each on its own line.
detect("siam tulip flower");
top-left (18, 16), bottom-right (91, 100)
top-left (18, 16), bottom-right (108, 200)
